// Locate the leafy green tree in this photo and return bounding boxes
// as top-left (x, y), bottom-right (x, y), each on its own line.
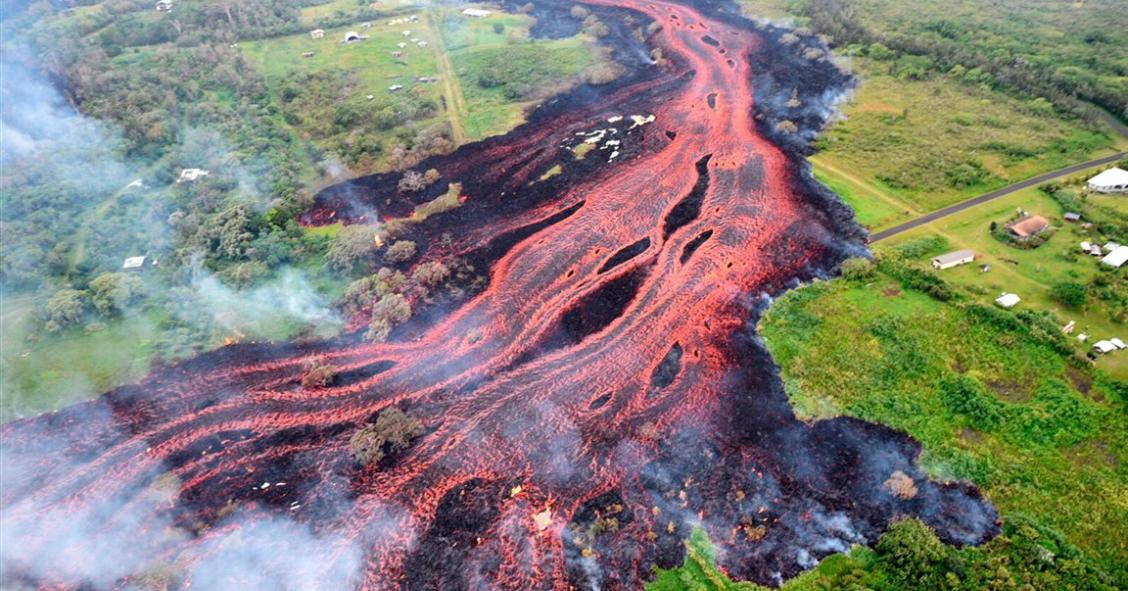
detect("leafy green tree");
top-left (875, 518), bottom-right (948, 588)
top-left (88, 272), bottom-right (145, 316)
top-left (383, 240), bottom-right (417, 264)
top-left (366, 293), bottom-right (411, 342)
top-left (840, 257), bottom-right (875, 281)
top-left (326, 225), bottom-right (377, 275)
top-left (44, 288), bottom-right (90, 332)
top-left (1050, 281), bottom-right (1087, 308)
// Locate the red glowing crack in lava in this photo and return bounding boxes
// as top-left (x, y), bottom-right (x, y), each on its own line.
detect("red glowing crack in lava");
top-left (0, 1), bottom-right (998, 589)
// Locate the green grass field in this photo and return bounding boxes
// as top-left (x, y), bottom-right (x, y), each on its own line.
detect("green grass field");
top-left (756, 274), bottom-right (1128, 582)
top-left (811, 60), bottom-right (1121, 231)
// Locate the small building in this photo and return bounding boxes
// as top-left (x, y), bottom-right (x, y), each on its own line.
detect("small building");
top-left (402, 30), bottom-right (412, 36)
top-left (177, 168), bottom-right (210, 183)
top-left (310, 29), bottom-right (325, 39)
top-left (122, 256), bottom-right (148, 271)
top-left (125, 179), bottom-right (144, 189)
top-left (360, 21), bottom-right (373, 28)
top-left (1090, 245), bottom-right (1103, 257)
top-left (1005, 214), bottom-right (1049, 240)
top-left (1080, 241), bottom-right (1092, 252)
top-left (1112, 338), bottom-right (1127, 350)
top-left (302, 51), bottom-right (315, 58)
top-left (397, 42), bottom-right (407, 48)
top-left (344, 31), bottom-right (365, 42)
top-left (462, 7), bottom-right (493, 17)
top-left (1062, 320), bottom-right (1075, 334)
top-left (416, 40), bottom-right (428, 47)
top-left (1092, 340), bottom-right (1117, 354)
top-left (1063, 212), bottom-right (1081, 222)
top-left (388, 84), bottom-right (403, 91)
top-left (155, 0), bottom-right (173, 11)
top-left (931, 249), bottom-right (975, 270)
top-left (391, 51), bottom-right (403, 57)
top-left (995, 293), bottom-right (1021, 309)
top-left (1101, 245), bottom-right (1128, 269)
top-left (1086, 167), bottom-right (1128, 194)
top-left (1103, 241), bottom-right (1122, 253)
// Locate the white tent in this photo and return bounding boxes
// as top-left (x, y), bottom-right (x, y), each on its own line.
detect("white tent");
top-left (995, 293), bottom-right (1020, 308)
top-left (1101, 245), bottom-right (1128, 269)
top-left (1087, 167), bottom-right (1128, 193)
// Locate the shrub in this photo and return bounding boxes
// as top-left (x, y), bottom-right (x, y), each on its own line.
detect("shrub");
top-left (1050, 281), bottom-right (1087, 308)
top-left (383, 240), bottom-right (417, 264)
top-left (349, 406), bottom-right (423, 466)
top-left (938, 374), bottom-right (1004, 430)
top-left (875, 518), bottom-right (947, 588)
top-left (301, 359), bottom-right (337, 388)
top-left (326, 225), bottom-right (377, 275)
top-left (88, 272), bottom-right (145, 316)
top-left (840, 256), bottom-right (875, 280)
top-left (366, 293), bottom-right (411, 342)
top-left (44, 288), bottom-right (90, 331)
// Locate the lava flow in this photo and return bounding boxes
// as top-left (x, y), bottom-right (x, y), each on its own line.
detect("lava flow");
top-left (0, 0), bottom-right (999, 589)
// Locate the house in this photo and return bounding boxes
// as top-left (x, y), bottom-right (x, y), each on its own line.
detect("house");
top-left (1005, 214), bottom-right (1049, 240)
top-left (995, 293), bottom-right (1021, 309)
top-left (462, 7), bottom-right (493, 17)
top-left (1092, 340), bottom-right (1117, 354)
top-left (1063, 212), bottom-right (1081, 222)
top-left (931, 249), bottom-right (975, 270)
top-left (302, 51), bottom-right (315, 58)
top-left (310, 29), bottom-right (325, 39)
top-left (391, 51), bottom-right (403, 57)
top-left (155, 0), bottom-right (173, 11)
top-left (1080, 241), bottom-right (1092, 252)
top-left (122, 256), bottom-right (148, 271)
top-left (125, 179), bottom-right (144, 189)
top-left (1103, 241), bottom-right (1122, 253)
top-left (388, 84), bottom-right (403, 91)
top-left (344, 31), bottom-right (365, 42)
top-left (1090, 245), bottom-right (1103, 257)
top-left (1101, 245), bottom-right (1128, 269)
top-left (416, 40), bottom-right (428, 47)
top-left (177, 168), bottom-right (210, 183)
top-left (402, 30), bottom-right (411, 36)
top-left (1086, 167), bottom-right (1128, 194)
top-left (1112, 338), bottom-right (1127, 350)
top-left (397, 42), bottom-right (407, 48)
top-left (1062, 320), bottom-right (1075, 334)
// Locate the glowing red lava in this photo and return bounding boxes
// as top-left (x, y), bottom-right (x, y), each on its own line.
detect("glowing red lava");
top-left (0, 1), bottom-right (997, 589)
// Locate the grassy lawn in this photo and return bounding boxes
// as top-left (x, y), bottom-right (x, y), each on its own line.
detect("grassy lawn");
top-left (0, 303), bottom-right (165, 422)
top-left (757, 274), bottom-right (1128, 582)
top-left (811, 60), bottom-right (1120, 231)
top-left (874, 166), bottom-right (1128, 378)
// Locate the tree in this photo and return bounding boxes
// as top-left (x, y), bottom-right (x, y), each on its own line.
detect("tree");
top-left (44, 288), bottom-right (90, 331)
top-left (89, 272), bottom-right (146, 316)
top-left (302, 358), bottom-right (337, 388)
top-left (397, 170), bottom-right (427, 192)
top-left (1051, 281), bottom-right (1087, 308)
top-left (383, 240), bottom-right (417, 264)
top-left (875, 518), bottom-right (948, 588)
top-left (582, 15), bottom-right (610, 37)
top-left (366, 293), bottom-right (411, 342)
top-left (326, 225), bottom-right (377, 275)
top-left (840, 257), bottom-right (874, 281)
top-left (422, 168), bottom-right (441, 185)
top-left (570, 5), bottom-right (589, 19)
top-left (349, 406), bottom-right (423, 466)
top-left (412, 261), bottom-right (451, 288)
top-left (492, 22), bottom-right (504, 34)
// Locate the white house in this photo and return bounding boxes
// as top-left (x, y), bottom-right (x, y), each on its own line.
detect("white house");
top-left (995, 293), bottom-right (1021, 309)
top-left (1087, 167), bottom-right (1128, 193)
top-left (1111, 338), bottom-right (1127, 350)
top-left (462, 7), bottom-right (493, 17)
top-left (177, 168), bottom-right (210, 183)
top-left (122, 256), bottom-right (148, 271)
top-left (1093, 340), bottom-right (1117, 354)
top-left (1101, 245), bottom-right (1128, 269)
top-left (931, 249), bottom-right (974, 270)
top-left (310, 29), bottom-right (325, 39)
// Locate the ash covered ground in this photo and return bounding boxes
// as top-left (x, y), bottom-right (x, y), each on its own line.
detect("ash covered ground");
top-left (0, 0), bottom-right (998, 589)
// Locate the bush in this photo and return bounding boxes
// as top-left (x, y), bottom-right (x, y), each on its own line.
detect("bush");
top-left (875, 519), bottom-right (947, 588)
top-left (349, 406), bottom-right (423, 466)
top-left (1050, 281), bottom-right (1087, 308)
top-left (366, 293), bottom-right (411, 342)
top-left (383, 240), bottom-right (417, 264)
top-left (840, 256), bottom-right (875, 280)
top-left (326, 225), bottom-right (377, 275)
top-left (88, 272), bottom-right (145, 316)
top-left (301, 359), bottom-right (337, 389)
top-left (938, 374), bottom-right (1004, 430)
top-left (44, 288), bottom-right (90, 331)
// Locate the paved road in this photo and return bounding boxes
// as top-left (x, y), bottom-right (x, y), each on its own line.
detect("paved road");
top-left (868, 151), bottom-right (1127, 243)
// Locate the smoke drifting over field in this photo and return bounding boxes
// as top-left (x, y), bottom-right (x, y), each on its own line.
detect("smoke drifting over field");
top-left (1, 0), bottom-right (998, 589)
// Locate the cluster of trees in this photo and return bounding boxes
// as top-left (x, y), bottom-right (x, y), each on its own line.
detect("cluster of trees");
top-left (348, 406), bottom-right (423, 466)
top-left (797, 0), bottom-right (1127, 122)
top-left (43, 272), bottom-right (146, 332)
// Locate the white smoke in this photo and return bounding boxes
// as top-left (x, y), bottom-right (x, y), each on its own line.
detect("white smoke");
top-left (190, 267), bottom-right (342, 334)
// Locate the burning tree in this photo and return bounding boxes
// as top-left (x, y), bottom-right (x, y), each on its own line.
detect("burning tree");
top-left (301, 358), bottom-right (337, 389)
top-left (349, 406), bottom-right (423, 466)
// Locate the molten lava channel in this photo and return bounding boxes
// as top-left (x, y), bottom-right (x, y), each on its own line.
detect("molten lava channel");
top-left (0, 0), bottom-right (998, 589)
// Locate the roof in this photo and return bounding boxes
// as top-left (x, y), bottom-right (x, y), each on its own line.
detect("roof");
top-left (1111, 338), bottom-right (1127, 349)
top-left (1006, 215), bottom-right (1049, 238)
top-left (1093, 340), bottom-right (1117, 354)
top-left (932, 249), bottom-right (974, 265)
top-left (1087, 167), bottom-right (1128, 187)
top-left (122, 256), bottom-right (147, 269)
top-left (1101, 245), bottom-right (1128, 268)
top-left (1064, 212), bottom-right (1081, 221)
top-left (461, 7), bottom-right (492, 16)
top-left (995, 293), bottom-right (1020, 308)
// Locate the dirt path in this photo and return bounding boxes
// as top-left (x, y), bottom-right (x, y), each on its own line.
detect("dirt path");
top-left (869, 151), bottom-right (1127, 243)
top-left (425, 10), bottom-right (468, 145)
